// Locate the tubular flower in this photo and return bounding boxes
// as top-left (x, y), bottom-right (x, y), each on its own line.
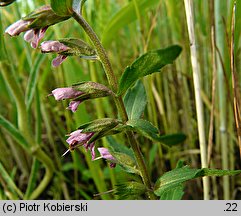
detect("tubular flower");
top-left (67, 101), bottom-right (81, 112)
top-left (40, 38), bottom-right (97, 67)
top-left (51, 87), bottom-right (82, 100)
top-left (50, 87), bottom-right (83, 112)
top-left (5, 5), bottom-right (70, 48)
top-left (65, 130), bottom-right (95, 158)
top-left (97, 147), bottom-right (116, 168)
top-left (41, 41), bottom-right (69, 66)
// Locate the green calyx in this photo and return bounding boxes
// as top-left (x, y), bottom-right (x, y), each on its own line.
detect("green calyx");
top-left (59, 38), bottom-right (96, 57)
top-left (23, 5), bottom-right (70, 29)
top-left (72, 81), bottom-right (113, 100)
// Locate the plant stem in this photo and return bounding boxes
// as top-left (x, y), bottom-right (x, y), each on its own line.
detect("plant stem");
top-left (72, 12), bottom-right (156, 199)
top-left (184, 0), bottom-right (210, 200)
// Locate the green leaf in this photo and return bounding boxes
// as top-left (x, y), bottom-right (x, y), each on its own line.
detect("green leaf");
top-left (159, 133), bottom-right (187, 147)
top-left (114, 182), bottom-right (147, 200)
top-left (126, 119), bottom-right (186, 146)
top-left (0, 115), bottom-right (30, 150)
top-left (118, 45), bottom-right (182, 95)
top-left (159, 184), bottom-right (184, 200)
top-left (124, 80), bottom-right (147, 120)
top-left (154, 166), bottom-right (241, 197)
top-left (126, 119), bottom-right (160, 141)
top-left (102, 0), bottom-right (159, 47)
top-left (51, 0), bottom-right (73, 16)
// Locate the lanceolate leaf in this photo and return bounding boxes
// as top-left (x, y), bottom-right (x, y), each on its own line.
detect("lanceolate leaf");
top-left (154, 166), bottom-right (241, 197)
top-left (126, 119), bottom-right (186, 147)
top-left (124, 80), bottom-right (147, 120)
top-left (159, 184), bottom-right (184, 200)
top-left (118, 45), bottom-right (182, 95)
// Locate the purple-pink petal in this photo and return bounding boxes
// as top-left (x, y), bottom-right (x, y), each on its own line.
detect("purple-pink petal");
top-left (83, 142), bottom-right (96, 160)
top-left (23, 28), bottom-right (47, 48)
top-left (30, 28), bottom-right (47, 48)
top-left (52, 55), bottom-right (67, 67)
top-left (97, 147), bottom-right (115, 161)
top-left (24, 30), bottom-right (34, 42)
top-left (51, 87), bottom-right (82, 100)
top-left (41, 40), bottom-right (69, 53)
top-left (66, 130), bottom-right (94, 150)
top-left (5, 20), bottom-right (30, 36)
top-left (67, 101), bottom-right (81, 112)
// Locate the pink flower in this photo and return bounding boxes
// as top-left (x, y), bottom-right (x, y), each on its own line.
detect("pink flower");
top-left (5, 20), bottom-right (30, 36)
top-left (97, 147), bottom-right (116, 168)
top-left (83, 142), bottom-right (95, 160)
top-left (50, 87), bottom-right (83, 112)
top-left (97, 148), bottom-right (115, 160)
top-left (52, 55), bottom-right (67, 67)
top-left (51, 87), bottom-right (82, 101)
top-left (24, 27), bottom-right (47, 48)
top-left (40, 41), bottom-right (70, 67)
top-left (67, 101), bottom-right (81, 112)
top-left (41, 41), bottom-right (70, 53)
top-left (5, 5), bottom-right (70, 48)
top-left (5, 20), bottom-right (47, 48)
top-left (65, 130), bottom-right (95, 158)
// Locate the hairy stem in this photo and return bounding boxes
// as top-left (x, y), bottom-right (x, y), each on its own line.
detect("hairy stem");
top-left (73, 12), bottom-right (156, 199)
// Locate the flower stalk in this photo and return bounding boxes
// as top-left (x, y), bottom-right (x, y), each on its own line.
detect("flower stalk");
top-left (72, 11), bottom-right (156, 199)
